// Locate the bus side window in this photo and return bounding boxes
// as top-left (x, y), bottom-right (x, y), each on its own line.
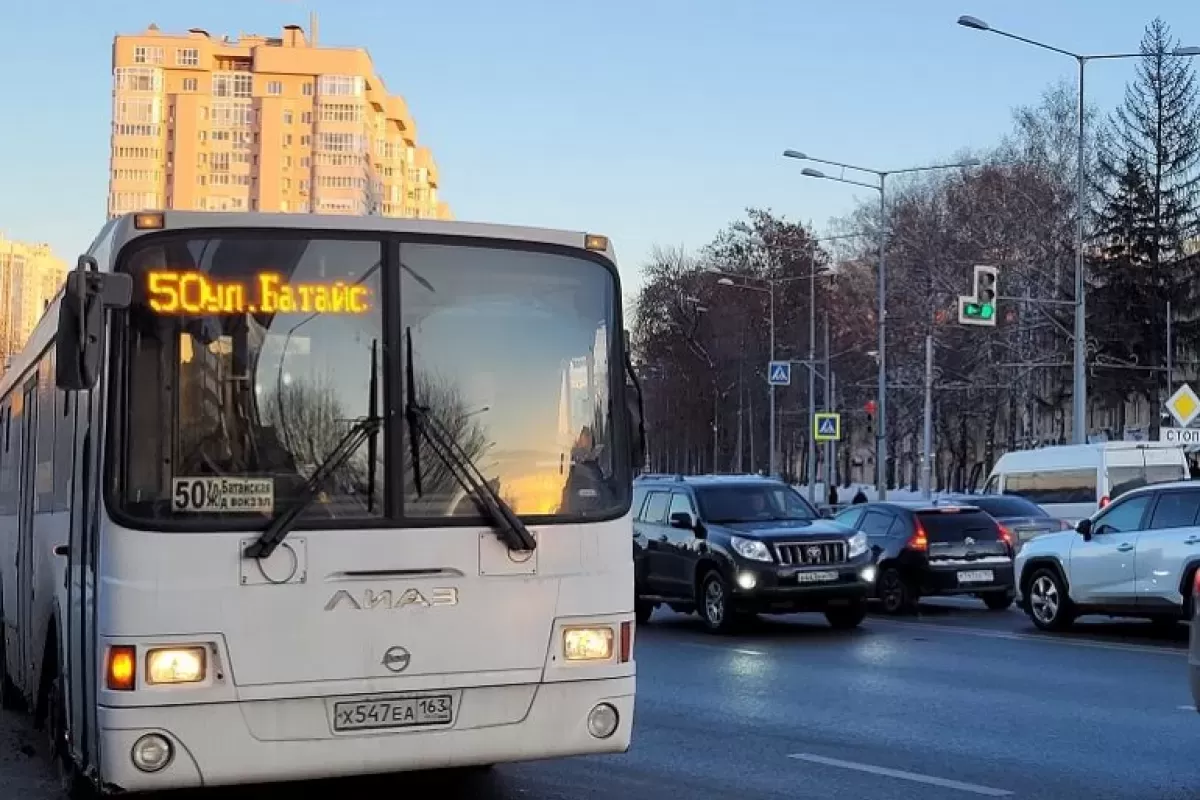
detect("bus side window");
top-left (35, 352), bottom-right (57, 514)
top-left (52, 387), bottom-right (74, 513)
top-left (0, 403), bottom-right (10, 516)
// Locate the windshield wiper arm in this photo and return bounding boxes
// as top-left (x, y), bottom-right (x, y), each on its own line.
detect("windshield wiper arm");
top-left (243, 413), bottom-right (382, 560)
top-left (404, 327), bottom-right (536, 552)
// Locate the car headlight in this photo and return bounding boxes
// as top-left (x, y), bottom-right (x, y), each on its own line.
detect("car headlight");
top-left (847, 531), bottom-right (868, 558)
top-left (145, 647), bottom-right (206, 685)
top-left (730, 536), bottom-right (773, 563)
top-left (563, 627), bottom-right (614, 661)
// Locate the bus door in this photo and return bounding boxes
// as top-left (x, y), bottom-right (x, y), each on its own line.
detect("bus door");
top-left (65, 387), bottom-right (92, 768)
top-left (14, 374), bottom-right (38, 694)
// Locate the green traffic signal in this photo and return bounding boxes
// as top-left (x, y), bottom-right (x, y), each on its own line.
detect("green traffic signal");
top-left (978, 303), bottom-right (994, 319)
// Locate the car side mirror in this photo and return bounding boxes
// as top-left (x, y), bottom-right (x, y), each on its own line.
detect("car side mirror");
top-left (1075, 518), bottom-right (1092, 541)
top-left (669, 511), bottom-right (694, 530)
top-left (55, 255), bottom-right (132, 391)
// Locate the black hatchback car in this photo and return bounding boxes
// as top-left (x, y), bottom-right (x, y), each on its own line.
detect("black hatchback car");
top-left (632, 475), bottom-right (876, 633)
top-left (833, 501), bottom-right (1016, 614)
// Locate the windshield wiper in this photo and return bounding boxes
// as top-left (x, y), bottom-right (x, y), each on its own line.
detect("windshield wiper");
top-left (244, 344), bottom-right (383, 560)
top-left (404, 327), bottom-right (536, 552)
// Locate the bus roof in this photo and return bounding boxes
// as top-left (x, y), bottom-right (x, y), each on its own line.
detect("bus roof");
top-left (99, 211), bottom-right (618, 270)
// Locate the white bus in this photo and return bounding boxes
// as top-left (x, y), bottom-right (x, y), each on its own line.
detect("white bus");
top-left (0, 211), bottom-right (644, 795)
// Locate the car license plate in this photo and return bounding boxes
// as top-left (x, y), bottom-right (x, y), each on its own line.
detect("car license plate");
top-left (957, 570), bottom-right (994, 584)
top-left (797, 570), bottom-right (839, 584)
top-left (332, 694), bottom-right (453, 732)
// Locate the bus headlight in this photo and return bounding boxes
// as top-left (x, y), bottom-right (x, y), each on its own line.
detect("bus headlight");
top-left (563, 627), bottom-right (614, 661)
top-left (145, 647), bottom-right (206, 685)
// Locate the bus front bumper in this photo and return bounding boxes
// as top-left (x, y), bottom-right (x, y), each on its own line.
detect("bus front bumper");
top-left (97, 676), bottom-right (634, 792)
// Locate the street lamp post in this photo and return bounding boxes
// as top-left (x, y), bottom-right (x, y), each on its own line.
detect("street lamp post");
top-left (955, 14), bottom-right (1200, 444)
top-left (782, 151), bottom-right (979, 499)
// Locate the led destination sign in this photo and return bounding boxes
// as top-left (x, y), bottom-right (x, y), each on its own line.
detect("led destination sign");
top-left (146, 270), bottom-right (371, 315)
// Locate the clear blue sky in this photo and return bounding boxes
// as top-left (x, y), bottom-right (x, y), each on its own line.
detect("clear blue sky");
top-left (3, 0), bottom-right (1199, 294)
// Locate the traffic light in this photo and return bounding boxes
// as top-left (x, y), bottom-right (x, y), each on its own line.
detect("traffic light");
top-left (958, 265), bottom-right (999, 327)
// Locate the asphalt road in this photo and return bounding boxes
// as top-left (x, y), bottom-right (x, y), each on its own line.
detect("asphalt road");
top-left (3, 600), bottom-right (1198, 799)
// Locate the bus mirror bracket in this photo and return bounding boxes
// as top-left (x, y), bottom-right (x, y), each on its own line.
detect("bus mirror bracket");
top-left (56, 255), bottom-right (133, 392)
top-left (623, 343), bottom-right (646, 472)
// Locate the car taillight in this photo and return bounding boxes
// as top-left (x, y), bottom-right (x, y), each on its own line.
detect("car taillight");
top-left (1193, 570), bottom-right (1200, 599)
top-left (1098, 495), bottom-right (1110, 509)
top-left (997, 524), bottom-right (1014, 552)
top-left (1058, 519), bottom-right (1073, 531)
top-left (907, 519), bottom-right (929, 552)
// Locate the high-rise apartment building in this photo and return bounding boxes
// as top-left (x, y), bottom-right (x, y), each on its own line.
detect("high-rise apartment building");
top-left (109, 22), bottom-right (451, 220)
top-left (0, 237), bottom-right (67, 361)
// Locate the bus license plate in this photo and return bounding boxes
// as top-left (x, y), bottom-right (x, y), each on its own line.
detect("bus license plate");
top-left (957, 570), bottom-right (993, 584)
top-left (333, 694), bottom-right (453, 732)
top-left (797, 570), bottom-right (839, 583)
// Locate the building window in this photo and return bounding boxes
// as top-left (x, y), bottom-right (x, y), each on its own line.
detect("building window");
top-left (182, 77), bottom-right (198, 92)
top-left (267, 80), bottom-right (283, 95)
top-left (114, 67), bottom-right (162, 93)
top-left (283, 155), bottom-right (292, 167)
top-left (133, 46), bottom-right (164, 65)
top-left (302, 111), bottom-right (313, 124)
top-left (302, 82), bottom-right (314, 96)
top-left (176, 48), bottom-right (199, 66)
top-left (213, 72), bottom-right (253, 98)
top-left (301, 157), bottom-right (310, 168)
top-left (319, 103), bottom-right (364, 123)
top-left (210, 102), bottom-right (254, 126)
top-left (301, 135), bottom-right (311, 146)
top-left (283, 109), bottom-right (293, 124)
top-left (317, 75), bottom-right (364, 97)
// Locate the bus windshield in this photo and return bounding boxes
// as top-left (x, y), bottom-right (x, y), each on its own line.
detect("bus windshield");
top-left (110, 232), bottom-right (630, 528)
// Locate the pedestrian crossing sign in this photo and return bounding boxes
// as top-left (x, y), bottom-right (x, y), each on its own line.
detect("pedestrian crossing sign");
top-left (814, 412), bottom-right (841, 442)
top-left (768, 361), bottom-right (791, 386)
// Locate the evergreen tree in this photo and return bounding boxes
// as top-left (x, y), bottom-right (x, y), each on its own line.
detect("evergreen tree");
top-left (1091, 17), bottom-right (1200, 422)
top-left (1089, 155), bottom-right (1156, 420)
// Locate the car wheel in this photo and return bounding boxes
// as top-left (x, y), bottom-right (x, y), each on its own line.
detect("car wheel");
top-left (1026, 568), bottom-right (1074, 632)
top-left (982, 591), bottom-right (1015, 611)
top-left (635, 599), bottom-right (654, 625)
top-left (698, 570), bottom-right (740, 634)
top-left (825, 602), bottom-right (868, 630)
top-left (877, 567), bottom-right (916, 615)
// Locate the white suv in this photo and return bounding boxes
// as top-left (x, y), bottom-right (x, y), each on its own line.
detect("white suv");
top-left (1014, 480), bottom-right (1200, 631)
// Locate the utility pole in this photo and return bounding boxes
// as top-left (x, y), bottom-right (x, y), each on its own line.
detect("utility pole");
top-left (1167, 299), bottom-right (1174, 392)
top-left (712, 388), bottom-right (719, 473)
top-left (921, 334), bottom-right (934, 499)
top-left (823, 314), bottom-right (833, 494)
top-left (806, 265), bottom-right (818, 501)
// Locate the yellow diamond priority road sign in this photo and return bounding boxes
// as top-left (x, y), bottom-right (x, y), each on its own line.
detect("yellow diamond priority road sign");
top-left (1166, 384), bottom-right (1200, 428)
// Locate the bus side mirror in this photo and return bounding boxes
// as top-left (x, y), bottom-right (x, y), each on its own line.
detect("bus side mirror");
top-left (624, 353), bottom-right (646, 472)
top-left (56, 256), bottom-right (133, 391)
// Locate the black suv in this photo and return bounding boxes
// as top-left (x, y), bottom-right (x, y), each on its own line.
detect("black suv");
top-left (833, 501), bottom-right (1016, 614)
top-left (632, 475), bottom-right (875, 633)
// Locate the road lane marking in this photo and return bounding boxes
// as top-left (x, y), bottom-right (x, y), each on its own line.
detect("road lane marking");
top-left (1178, 704), bottom-right (1196, 711)
top-left (788, 753), bottom-right (1013, 797)
top-left (869, 618), bottom-right (1186, 657)
top-left (677, 642), bottom-right (765, 656)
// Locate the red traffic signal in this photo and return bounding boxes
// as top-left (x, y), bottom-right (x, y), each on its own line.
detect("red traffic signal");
top-left (864, 400), bottom-right (877, 415)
